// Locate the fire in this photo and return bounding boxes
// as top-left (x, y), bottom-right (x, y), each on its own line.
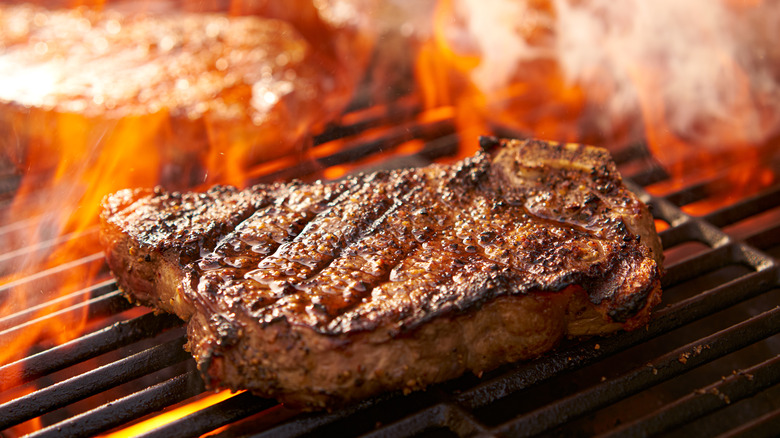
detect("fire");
top-left (2, 0), bottom-right (780, 434)
top-left (100, 390), bottom-right (239, 438)
top-left (0, 0), bottom-right (372, 383)
top-left (416, 0), bottom-right (592, 158)
top-left (414, 0), bottom-right (780, 207)
top-left (415, 0), bottom-right (497, 158)
top-left (0, 113), bottom-right (165, 366)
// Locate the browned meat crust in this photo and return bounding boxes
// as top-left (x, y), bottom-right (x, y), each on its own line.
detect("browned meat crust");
top-left (100, 138), bottom-right (663, 408)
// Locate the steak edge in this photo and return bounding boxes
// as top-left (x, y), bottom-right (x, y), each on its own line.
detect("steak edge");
top-left (100, 138), bottom-right (663, 408)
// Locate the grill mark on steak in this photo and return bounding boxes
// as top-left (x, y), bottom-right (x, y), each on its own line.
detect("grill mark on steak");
top-left (293, 186), bottom-right (426, 323)
top-left (185, 181), bottom-right (346, 315)
top-left (248, 155), bottom-right (505, 330)
top-left (250, 173), bottom-right (399, 285)
top-left (244, 171), bottom-right (415, 324)
top-left (184, 171), bottom-right (417, 330)
top-left (317, 157), bottom-right (538, 333)
top-left (324, 162), bottom-right (498, 333)
top-left (291, 171), bottom-right (444, 327)
top-left (99, 184), bottom-right (281, 315)
top-left (324, 152), bottom-right (657, 334)
top-left (106, 185), bottom-right (277, 264)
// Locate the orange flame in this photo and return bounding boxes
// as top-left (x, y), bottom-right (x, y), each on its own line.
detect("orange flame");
top-left (416, 0), bottom-right (595, 158)
top-left (99, 390), bottom-right (239, 438)
top-left (414, 0), bottom-right (780, 208)
top-left (415, 0), bottom-right (489, 158)
top-left (0, 0), bottom-right (372, 382)
top-left (3, 0), bottom-right (780, 434)
top-left (0, 114), bottom-right (167, 367)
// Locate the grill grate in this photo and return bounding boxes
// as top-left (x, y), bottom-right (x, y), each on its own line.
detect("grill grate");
top-left (1, 102), bottom-right (779, 437)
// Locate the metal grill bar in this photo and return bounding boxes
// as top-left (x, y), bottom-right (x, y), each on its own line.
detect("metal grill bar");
top-left (663, 180), bottom-right (718, 207)
top-left (491, 306), bottom-right (780, 437)
top-left (136, 392), bottom-right (277, 438)
top-left (651, 268), bottom-right (776, 332)
top-left (660, 243), bottom-right (736, 286)
top-left (246, 404), bottom-right (362, 437)
top-left (604, 354), bottom-right (780, 438)
top-left (716, 408), bottom-right (780, 438)
top-left (0, 288), bottom-right (128, 348)
top-left (0, 311), bottom-right (182, 388)
top-left (362, 403), bottom-right (489, 438)
top-left (0, 229), bottom-right (99, 276)
top-left (0, 250), bottom-right (105, 284)
top-left (250, 116), bottom-right (455, 184)
top-left (0, 279), bottom-right (116, 332)
top-left (28, 370), bottom-right (205, 438)
top-left (746, 224), bottom-right (780, 251)
top-left (703, 185), bottom-right (780, 228)
top-left (0, 252), bottom-right (105, 300)
top-left (312, 96), bottom-right (423, 145)
top-left (0, 336), bottom-right (189, 429)
top-left (621, 165), bottom-right (668, 187)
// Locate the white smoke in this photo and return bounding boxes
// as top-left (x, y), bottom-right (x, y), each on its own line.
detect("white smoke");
top-left (451, 0), bottom-right (780, 152)
top-left (555, 0), bottom-right (780, 148)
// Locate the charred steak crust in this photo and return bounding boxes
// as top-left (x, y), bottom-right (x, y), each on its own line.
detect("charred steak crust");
top-left (100, 138), bottom-right (663, 408)
top-left (100, 184), bottom-right (278, 316)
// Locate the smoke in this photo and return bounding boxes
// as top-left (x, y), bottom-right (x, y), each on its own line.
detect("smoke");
top-left (451, 0), bottom-right (780, 153)
top-left (555, 0), bottom-right (780, 149)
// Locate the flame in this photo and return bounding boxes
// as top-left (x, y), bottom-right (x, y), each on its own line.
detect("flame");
top-left (0, 112), bottom-right (166, 366)
top-left (100, 390), bottom-right (239, 438)
top-left (3, 0), bottom-right (780, 434)
top-left (414, 0), bottom-right (780, 203)
top-left (0, 0), bottom-right (372, 385)
top-left (415, 0), bottom-right (490, 158)
top-left (416, 0), bottom-right (594, 158)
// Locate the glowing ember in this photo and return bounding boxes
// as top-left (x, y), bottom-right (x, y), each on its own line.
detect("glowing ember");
top-left (99, 390), bottom-right (239, 438)
top-left (654, 219), bottom-right (670, 233)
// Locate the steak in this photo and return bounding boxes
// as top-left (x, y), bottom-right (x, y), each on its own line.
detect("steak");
top-left (100, 137), bottom-right (663, 409)
top-left (0, 3), bottom-right (361, 187)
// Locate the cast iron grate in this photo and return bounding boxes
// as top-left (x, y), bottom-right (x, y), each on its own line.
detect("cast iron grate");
top-left (0, 106), bottom-right (778, 437)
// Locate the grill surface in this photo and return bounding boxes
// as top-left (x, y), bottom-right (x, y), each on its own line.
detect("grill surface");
top-left (0, 98), bottom-right (779, 438)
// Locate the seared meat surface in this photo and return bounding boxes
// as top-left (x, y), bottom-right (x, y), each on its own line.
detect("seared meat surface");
top-left (100, 138), bottom-right (663, 408)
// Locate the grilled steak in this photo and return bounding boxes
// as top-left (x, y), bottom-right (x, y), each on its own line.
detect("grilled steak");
top-left (0, 3), bottom-right (361, 187)
top-left (100, 138), bottom-right (663, 408)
